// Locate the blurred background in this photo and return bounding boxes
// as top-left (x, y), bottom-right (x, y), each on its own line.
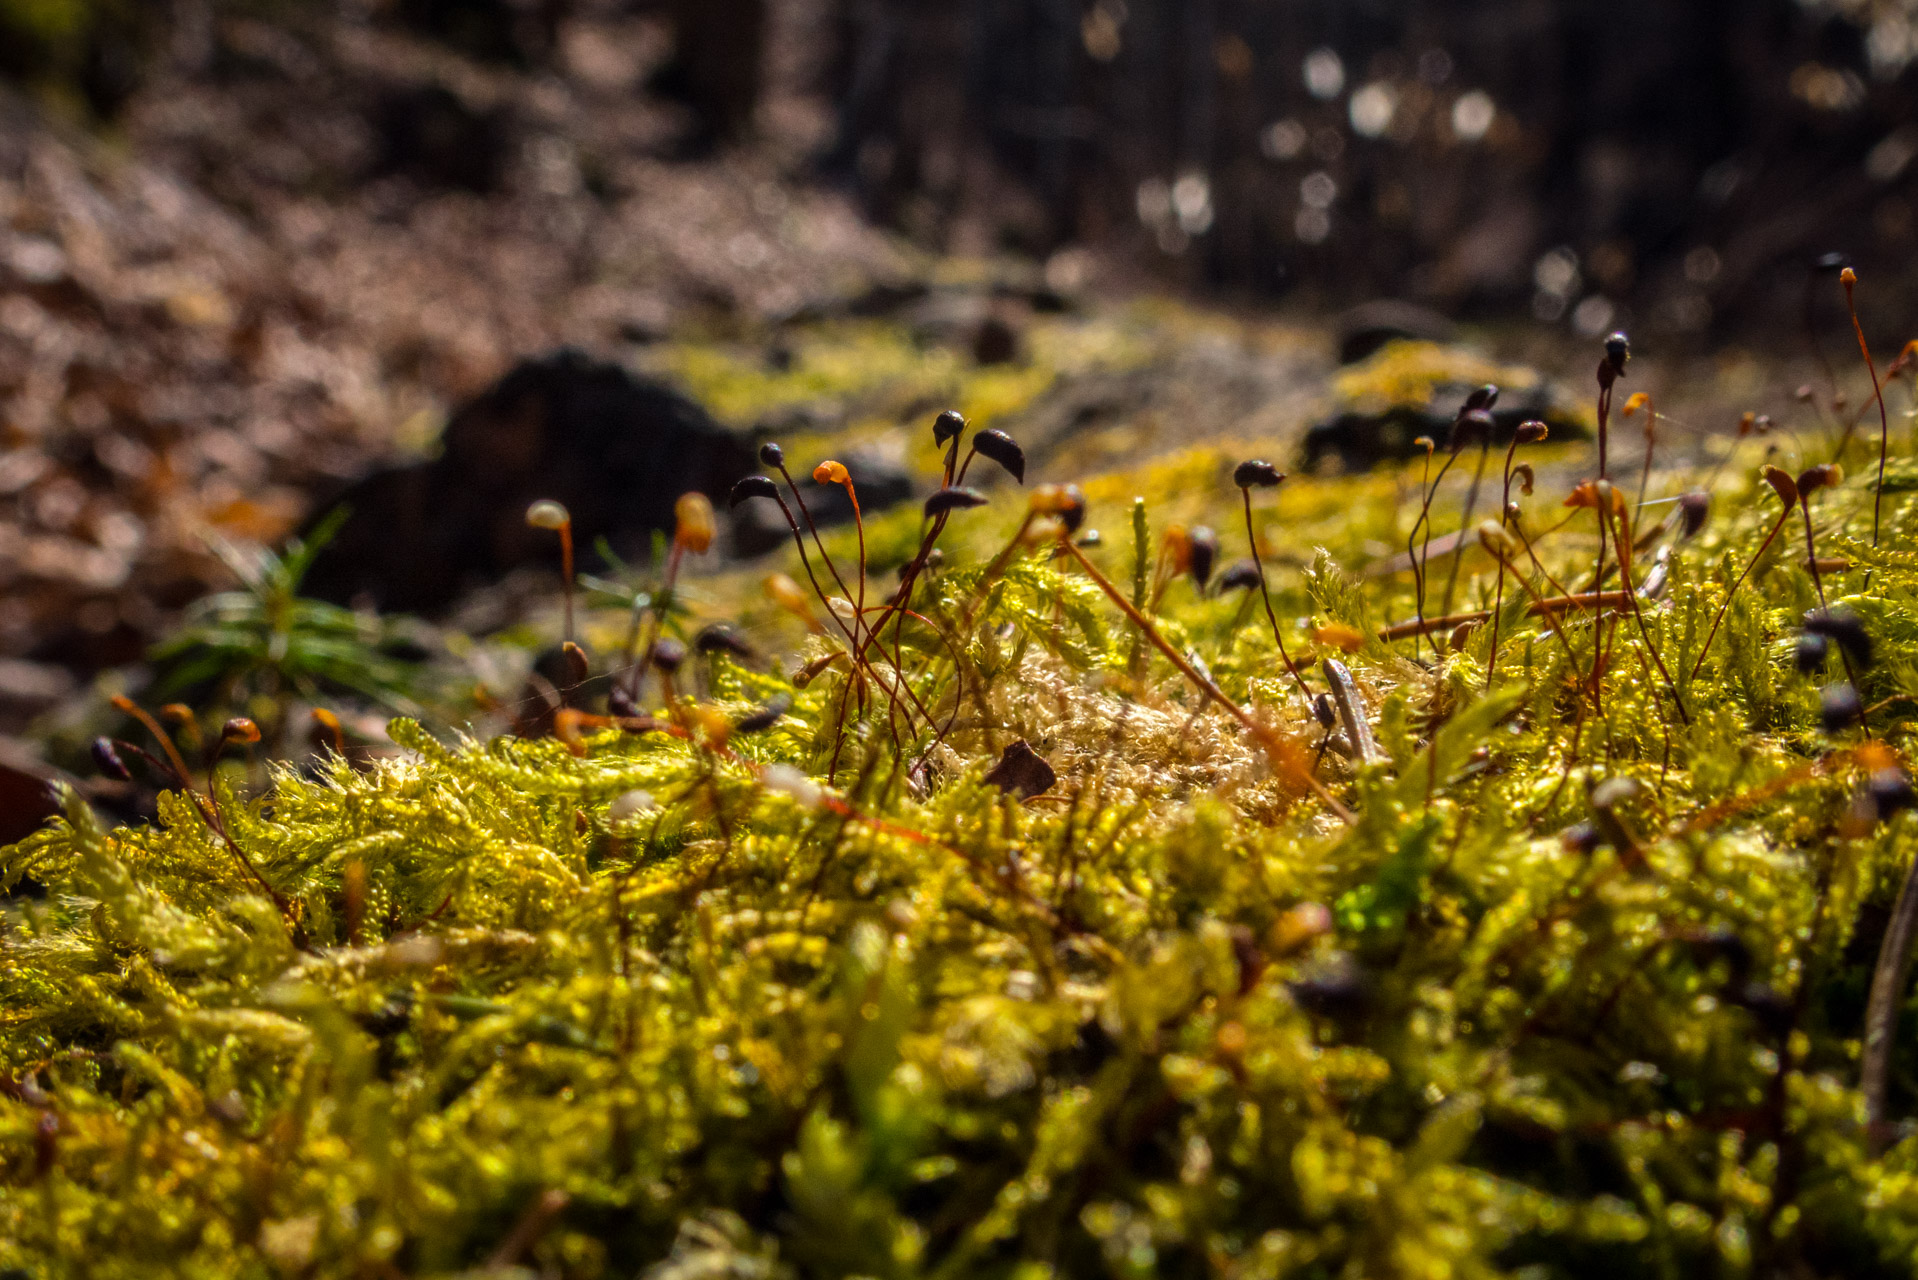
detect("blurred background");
top-left (4, 1), bottom-right (1914, 331)
top-left (1, 0), bottom-right (1915, 805)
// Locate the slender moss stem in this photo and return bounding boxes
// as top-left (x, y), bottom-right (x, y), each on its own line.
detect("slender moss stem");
top-left (1241, 490), bottom-right (1312, 704)
top-left (1840, 271), bottom-right (1892, 559)
top-left (1606, 505), bottom-right (1689, 725)
top-left (1687, 509), bottom-right (1791, 683)
top-left (1439, 437), bottom-right (1491, 618)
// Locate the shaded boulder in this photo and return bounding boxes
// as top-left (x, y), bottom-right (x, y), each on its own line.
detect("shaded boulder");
top-left (305, 350), bottom-right (757, 612)
top-left (1334, 299), bottom-right (1458, 365)
top-left (0, 743), bottom-right (60, 850)
top-left (1301, 340), bottom-right (1590, 473)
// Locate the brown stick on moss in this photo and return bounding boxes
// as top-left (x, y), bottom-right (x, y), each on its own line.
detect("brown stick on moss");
top-left (1378, 592), bottom-right (1639, 642)
top-left (1864, 848), bottom-right (1918, 1153)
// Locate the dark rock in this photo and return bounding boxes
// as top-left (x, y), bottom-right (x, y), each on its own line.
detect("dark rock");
top-left (306, 350), bottom-right (756, 612)
top-left (0, 742), bottom-right (60, 849)
top-left (1301, 348), bottom-right (1589, 473)
top-left (1303, 399), bottom-right (1578, 473)
top-left (1334, 300), bottom-right (1459, 365)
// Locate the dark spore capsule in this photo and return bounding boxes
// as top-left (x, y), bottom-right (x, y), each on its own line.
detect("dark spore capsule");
top-left (1217, 561), bottom-right (1264, 593)
top-left (923, 487), bottom-right (990, 519)
top-left (1449, 409), bottom-right (1496, 451)
top-left (1234, 459), bottom-right (1284, 489)
top-left (729, 475), bottom-right (780, 508)
top-left (1820, 682), bottom-right (1863, 733)
top-left (735, 695), bottom-right (793, 734)
top-left (1186, 526), bottom-right (1218, 588)
top-left (1056, 484), bottom-right (1088, 533)
top-left (651, 638), bottom-right (688, 674)
top-left (1679, 491), bottom-right (1710, 539)
top-left (695, 625), bottom-right (755, 659)
top-left (1794, 632), bottom-right (1829, 676)
top-left (91, 737), bottom-right (132, 782)
top-left (970, 429), bottom-right (1027, 484)
top-left (1805, 609), bottom-right (1872, 670)
top-left (1870, 767), bottom-right (1915, 821)
top-left (1560, 821), bottom-right (1602, 855)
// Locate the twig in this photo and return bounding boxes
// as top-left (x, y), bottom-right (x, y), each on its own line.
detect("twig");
top-left (1863, 848), bottom-right (1918, 1153)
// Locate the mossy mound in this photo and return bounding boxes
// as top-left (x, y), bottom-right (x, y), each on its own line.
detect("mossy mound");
top-left (7, 405), bottom-right (1918, 1278)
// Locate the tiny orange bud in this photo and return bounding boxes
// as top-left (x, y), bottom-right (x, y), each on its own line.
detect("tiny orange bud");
top-left (1477, 520), bottom-right (1518, 558)
top-left (813, 460), bottom-right (849, 486)
top-left (763, 573), bottom-right (819, 629)
top-left (1027, 482), bottom-right (1087, 530)
top-left (1023, 515), bottom-right (1067, 545)
top-left (1028, 483), bottom-right (1075, 514)
top-left (1841, 266), bottom-right (1857, 286)
top-left (553, 708), bottom-right (593, 757)
top-left (1622, 392), bottom-right (1648, 417)
top-left (222, 717), bottom-right (261, 745)
top-left (674, 492), bottom-right (716, 553)
top-left (692, 704), bottom-right (732, 746)
top-left (310, 708), bottom-right (345, 754)
top-left (1164, 525), bottom-right (1192, 572)
top-left (1270, 902), bottom-right (1333, 955)
top-left (1311, 622), bottom-right (1366, 653)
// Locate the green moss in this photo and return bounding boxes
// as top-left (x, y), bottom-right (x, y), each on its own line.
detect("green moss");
top-left (5, 406), bottom-right (1918, 1278)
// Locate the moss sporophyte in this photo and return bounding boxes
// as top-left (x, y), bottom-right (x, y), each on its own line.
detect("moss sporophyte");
top-left (11, 326), bottom-right (1918, 1277)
